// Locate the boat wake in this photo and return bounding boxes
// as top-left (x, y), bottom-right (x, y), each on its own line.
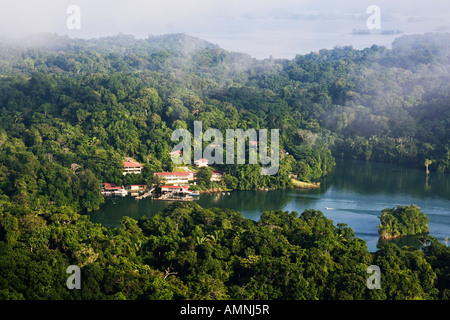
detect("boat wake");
top-left (325, 207), bottom-right (380, 216)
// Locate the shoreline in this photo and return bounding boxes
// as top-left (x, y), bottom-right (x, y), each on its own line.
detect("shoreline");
top-left (291, 179), bottom-right (321, 189)
top-left (194, 180), bottom-right (321, 194)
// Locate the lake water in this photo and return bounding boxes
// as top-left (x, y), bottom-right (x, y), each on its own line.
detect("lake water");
top-left (91, 159), bottom-right (450, 251)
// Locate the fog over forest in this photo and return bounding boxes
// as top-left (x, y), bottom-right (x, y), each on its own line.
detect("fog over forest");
top-left (0, 0), bottom-right (449, 305)
top-left (1, 0), bottom-right (450, 58)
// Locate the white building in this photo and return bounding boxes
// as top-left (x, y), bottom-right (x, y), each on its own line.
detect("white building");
top-left (123, 160), bottom-right (143, 175)
top-left (211, 171), bottom-right (223, 182)
top-left (194, 158), bottom-right (209, 167)
top-left (154, 172), bottom-right (193, 185)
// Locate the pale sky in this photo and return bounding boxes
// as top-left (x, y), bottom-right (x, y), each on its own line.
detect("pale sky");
top-left (1, 0), bottom-right (449, 59)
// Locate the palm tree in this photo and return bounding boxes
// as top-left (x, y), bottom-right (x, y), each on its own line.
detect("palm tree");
top-left (13, 111), bottom-right (23, 123)
top-left (424, 159), bottom-right (432, 175)
top-left (424, 159), bottom-right (433, 188)
top-left (71, 163), bottom-right (82, 174)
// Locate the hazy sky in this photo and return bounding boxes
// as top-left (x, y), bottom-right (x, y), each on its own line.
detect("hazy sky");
top-left (1, 0), bottom-right (450, 58)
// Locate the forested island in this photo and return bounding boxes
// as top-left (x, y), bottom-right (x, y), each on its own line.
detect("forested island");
top-left (0, 32), bottom-right (449, 300)
top-left (378, 205), bottom-right (430, 240)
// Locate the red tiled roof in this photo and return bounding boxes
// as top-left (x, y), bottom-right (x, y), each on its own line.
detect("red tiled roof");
top-left (155, 172), bottom-right (191, 176)
top-left (123, 161), bottom-right (143, 168)
top-left (102, 183), bottom-right (122, 190)
top-left (161, 185), bottom-right (189, 189)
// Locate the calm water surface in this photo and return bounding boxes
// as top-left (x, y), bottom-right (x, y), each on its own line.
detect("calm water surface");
top-left (91, 159), bottom-right (450, 251)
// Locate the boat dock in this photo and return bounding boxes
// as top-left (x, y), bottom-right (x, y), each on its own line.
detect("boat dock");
top-left (135, 186), bottom-right (196, 201)
top-left (135, 188), bottom-right (155, 200)
top-left (153, 194), bottom-right (194, 201)
top-left (102, 184), bottom-right (197, 201)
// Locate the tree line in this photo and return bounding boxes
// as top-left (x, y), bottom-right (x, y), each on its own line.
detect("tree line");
top-left (0, 32), bottom-right (449, 300)
top-left (0, 201), bottom-right (448, 300)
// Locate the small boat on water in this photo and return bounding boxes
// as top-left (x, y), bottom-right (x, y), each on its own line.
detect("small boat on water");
top-left (114, 188), bottom-right (128, 196)
top-left (101, 183), bottom-right (127, 197)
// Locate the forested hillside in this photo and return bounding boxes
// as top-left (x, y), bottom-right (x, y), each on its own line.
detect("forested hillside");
top-left (1, 201), bottom-right (449, 300)
top-left (0, 32), bottom-right (449, 300)
top-left (0, 33), bottom-right (449, 210)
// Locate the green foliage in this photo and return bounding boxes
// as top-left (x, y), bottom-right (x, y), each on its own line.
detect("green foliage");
top-left (0, 32), bottom-right (449, 300)
top-left (1, 201), bottom-right (448, 300)
top-left (195, 167), bottom-right (212, 189)
top-left (378, 205), bottom-right (430, 239)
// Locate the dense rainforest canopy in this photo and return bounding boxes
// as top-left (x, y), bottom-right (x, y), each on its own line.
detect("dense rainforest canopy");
top-left (378, 205), bottom-right (430, 240)
top-left (0, 32), bottom-right (449, 300)
top-left (0, 201), bottom-right (449, 300)
top-left (0, 33), bottom-right (450, 206)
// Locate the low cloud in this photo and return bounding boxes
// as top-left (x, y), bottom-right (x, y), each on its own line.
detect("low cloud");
top-left (0, 0), bottom-right (449, 58)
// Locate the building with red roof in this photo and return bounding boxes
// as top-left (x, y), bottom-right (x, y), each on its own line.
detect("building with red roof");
top-left (170, 150), bottom-right (183, 156)
top-left (123, 159), bottom-right (143, 175)
top-left (101, 183), bottom-right (122, 191)
top-left (158, 185), bottom-right (192, 197)
top-left (154, 171), bottom-right (194, 185)
top-left (194, 158), bottom-right (209, 167)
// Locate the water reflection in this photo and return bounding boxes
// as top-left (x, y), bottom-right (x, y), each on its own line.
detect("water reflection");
top-left (377, 235), bottom-right (427, 250)
top-left (91, 159), bottom-right (450, 252)
top-left (327, 158), bottom-right (450, 200)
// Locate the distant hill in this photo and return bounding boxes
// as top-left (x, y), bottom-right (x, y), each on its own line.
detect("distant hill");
top-left (146, 33), bottom-right (220, 55)
top-left (0, 32), bottom-right (449, 178)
